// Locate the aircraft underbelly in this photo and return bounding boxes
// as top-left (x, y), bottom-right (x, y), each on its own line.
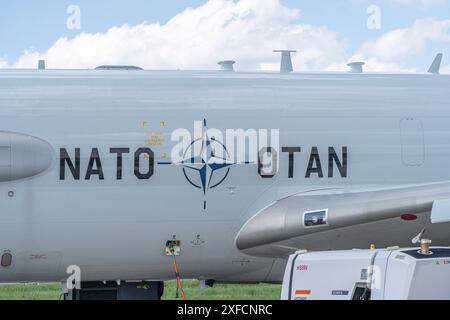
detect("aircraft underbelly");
top-left (0, 220), bottom-right (277, 283)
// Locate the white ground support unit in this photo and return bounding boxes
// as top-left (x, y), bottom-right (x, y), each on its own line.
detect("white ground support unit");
top-left (281, 247), bottom-right (450, 300)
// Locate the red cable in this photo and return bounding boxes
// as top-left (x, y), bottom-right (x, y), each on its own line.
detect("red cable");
top-left (171, 252), bottom-right (186, 300)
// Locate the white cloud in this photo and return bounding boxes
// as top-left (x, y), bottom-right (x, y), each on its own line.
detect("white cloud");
top-left (0, 58), bottom-right (7, 69)
top-left (351, 18), bottom-right (450, 72)
top-left (7, 0), bottom-right (450, 74)
top-left (442, 64), bottom-right (450, 74)
top-left (11, 0), bottom-right (349, 71)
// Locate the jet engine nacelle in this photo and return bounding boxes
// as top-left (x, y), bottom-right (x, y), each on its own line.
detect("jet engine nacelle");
top-left (0, 132), bottom-right (54, 182)
top-left (236, 183), bottom-right (450, 250)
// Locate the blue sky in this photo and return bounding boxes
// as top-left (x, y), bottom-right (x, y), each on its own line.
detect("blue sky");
top-left (0, 1), bottom-right (201, 60)
top-left (1, 0), bottom-right (449, 72)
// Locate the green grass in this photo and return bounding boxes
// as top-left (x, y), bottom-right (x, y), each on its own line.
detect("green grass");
top-left (0, 281), bottom-right (281, 300)
top-left (163, 281), bottom-right (281, 300)
top-left (0, 283), bottom-right (62, 300)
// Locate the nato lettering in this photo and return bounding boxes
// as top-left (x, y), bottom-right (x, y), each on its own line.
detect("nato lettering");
top-left (60, 148), bottom-right (154, 180)
top-left (60, 145), bottom-right (347, 182)
top-left (258, 147), bottom-right (278, 178)
top-left (306, 147), bottom-right (323, 178)
top-left (134, 148), bottom-right (154, 180)
top-left (85, 148), bottom-right (104, 180)
top-left (282, 147), bottom-right (301, 178)
top-left (329, 146), bottom-right (347, 178)
top-left (281, 146), bottom-right (348, 179)
top-left (60, 148), bottom-right (80, 180)
top-left (110, 148), bottom-right (130, 180)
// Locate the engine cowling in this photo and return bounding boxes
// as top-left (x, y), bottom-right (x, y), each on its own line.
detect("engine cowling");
top-left (236, 183), bottom-right (450, 250)
top-left (0, 132), bottom-right (54, 182)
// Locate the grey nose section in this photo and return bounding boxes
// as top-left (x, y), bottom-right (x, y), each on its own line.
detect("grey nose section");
top-left (0, 132), bottom-right (54, 182)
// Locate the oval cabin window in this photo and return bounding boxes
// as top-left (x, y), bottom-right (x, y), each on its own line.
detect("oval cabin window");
top-left (1, 253), bottom-right (12, 267)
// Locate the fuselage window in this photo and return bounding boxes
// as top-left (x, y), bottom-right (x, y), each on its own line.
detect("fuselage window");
top-left (1, 253), bottom-right (12, 268)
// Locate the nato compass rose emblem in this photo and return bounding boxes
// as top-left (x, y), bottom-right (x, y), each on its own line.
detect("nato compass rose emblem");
top-left (159, 119), bottom-right (236, 210)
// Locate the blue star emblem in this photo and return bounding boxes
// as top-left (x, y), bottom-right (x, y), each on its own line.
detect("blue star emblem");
top-left (180, 133), bottom-right (234, 195)
top-left (158, 119), bottom-right (240, 210)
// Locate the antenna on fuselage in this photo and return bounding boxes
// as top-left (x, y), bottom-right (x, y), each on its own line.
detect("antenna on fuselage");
top-left (218, 60), bottom-right (236, 72)
top-left (38, 60), bottom-right (46, 70)
top-left (347, 62), bottom-right (365, 73)
top-left (428, 53), bottom-right (443, 75)
top-left (274, 50), bottom-right (297, 73)
top-left (95, 65), bottom-right (143, 71)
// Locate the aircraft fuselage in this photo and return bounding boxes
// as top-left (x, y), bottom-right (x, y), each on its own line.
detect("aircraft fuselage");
top-left (0, 70), bottom-right (449, 284)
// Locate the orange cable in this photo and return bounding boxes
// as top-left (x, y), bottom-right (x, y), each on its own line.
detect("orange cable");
top-left (171, 251), bottom-right (186, 300)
